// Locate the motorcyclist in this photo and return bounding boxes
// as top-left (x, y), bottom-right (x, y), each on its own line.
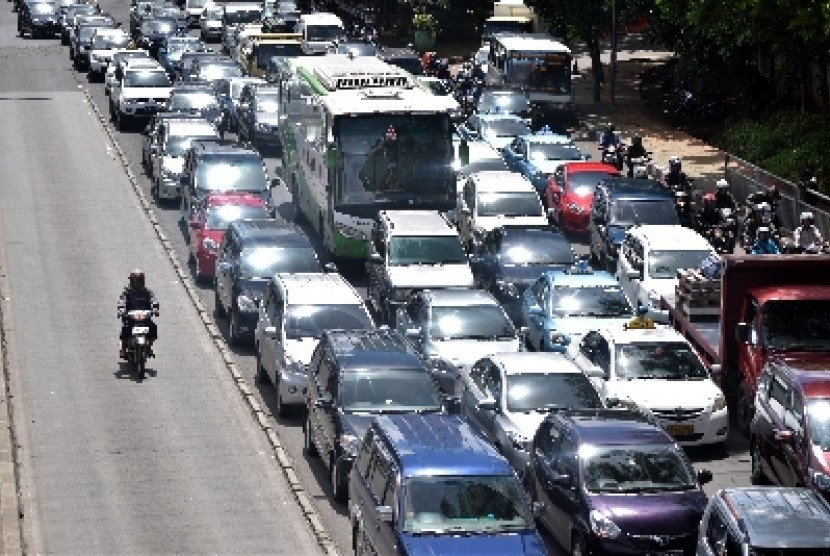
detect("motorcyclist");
top-left (751, 226), bottom-right (780, 255)
top-left (675, 190), bottom-right (693, 227)
top-left (626, 134), bottom-right (648, 177)
top-left (599, 124), bottom-right (621, 149)
top-left (742, 202), bottom-right (773, 250)
top-left (118, 269), bottom-right (159, 359)
top-left (794, 211), bottom-right (825, 252)
top-left (665, 156), bottom-right (691, 192)
top-left (697, 193), bottom-right (722, 228)
top-left (713, 179), bottom-right (737, 211)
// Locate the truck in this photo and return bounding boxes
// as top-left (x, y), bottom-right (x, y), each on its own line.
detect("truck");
top-left (662, 255), bottom-right (830, 436)
top-left (481, 0), bottom-right (541, 43)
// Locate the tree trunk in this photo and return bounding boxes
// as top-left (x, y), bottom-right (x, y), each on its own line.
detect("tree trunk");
top-left (589, 39), bottom-right (602, 103)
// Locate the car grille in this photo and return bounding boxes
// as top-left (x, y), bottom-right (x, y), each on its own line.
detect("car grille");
top-left (627, 532), bottom-right (695, 551)
top-left (651, 408), bottom-right (705, 421)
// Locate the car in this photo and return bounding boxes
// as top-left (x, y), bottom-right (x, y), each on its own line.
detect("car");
top-left (134, 16), bottom-right (178, 58)
top-left (588, 177), bottom-right (678, 272)
top-left (304, 329), bottom-right (446, 503)
top-left (349, 414), bottom-right (547, 556)
top-left (458, 112), bottom-right (531, 152)
top-left (526, 409), bottom-right (713, 555)
top-left (221, 3), bottom-right (264, 56)
top-left (86, 28), bottom-right (132, 81)
top-left (214, 219), bottom-right (323, 345)
top-left (70, 16), bottom-right (118, 71)
top-left (469, 226), bottom-right (575, 324)
top-left (366, 210), bottom-right (474, 325)
top-left (163, 83), bottom-right (223, 128)
top-left (237, 35), bottom-right (304, 78)
top-left (394, 289), bottom-right (520, 394)
top-left (147, 115), bottom-right (219, 201)
top-left (59, 2), bottom-right (99, 45)
top-left (157, 35), bottom-right (207, 76)
top-left (750, 356), bottom-right (830, 501)
top-left (214, 76), bottom-right (267, 134)
top-left (236, 84), bottom-right (281, 150)
top-left (461, 352), bottom-right (604, 475)
top-left (104, 49), bottom-right (153, 95)
top-left (451, 132), bottom-right (504, 175)
top-left (502, 128), bottom-right (590, 196)
top-left (697, 487), bottom-right (830, 555)
top-left (616, 225), bottom-right (717, 323)
top-left (521, 264), bottom-right (635, 352)
top-left (255, 273), bottom-right (375, 416)
top-left (18, 0), bottom-right (60, 39)
top-left (476, 89), bottom-right (531, 120)
top-left (198, 3), bottom-right (223, 41)
top-left (546, 162), bottom-right (621, 233)
top-left (457, 170), bottom-right (548, 252)
top-left (109, 62), bottom-right (173, 131)
top-left (175, 50), bottom-right (221, 83)
top-left (187, 193), bottom-right (269, 281)
top-left (184, 0), bottom-right (207, 28)
top-left (187, 56), bottom-right (244, 86)
top-left (151, 4), bottom-right (186, 33)
top-left (568, 323), bottom-right (729, 448)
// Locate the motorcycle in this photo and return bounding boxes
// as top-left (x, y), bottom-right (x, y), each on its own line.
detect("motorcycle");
top-left (122, 309), bottom-right (154, 381)
top-left (629, 155), bottom-right (652, 178)
top-left (674, 191), bottom-right (694, 228)
top-left (600, 143), bottom-right (625, 171)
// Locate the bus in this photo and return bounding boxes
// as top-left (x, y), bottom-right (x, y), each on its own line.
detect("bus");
top-left (296, 12), bottom-right (345, 55)
top-left (487, 33), bottom-right (572, 109)
top-left (276, 55), bottom-right (458, 259)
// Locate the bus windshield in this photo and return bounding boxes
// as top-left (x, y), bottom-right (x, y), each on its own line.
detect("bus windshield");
top-left (336, 114), bottom-right (455, 210)
top-left (505, 53), bottom-right (571, 94)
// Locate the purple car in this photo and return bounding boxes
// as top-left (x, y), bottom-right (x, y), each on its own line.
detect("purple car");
top-left (525, 409), bottom-right (713, 555)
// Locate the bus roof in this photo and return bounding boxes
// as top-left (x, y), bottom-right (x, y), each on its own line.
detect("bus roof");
top-left (492, 33), bottom-right (570, 53)
top-left (298, 12), bottom-right (342, 25)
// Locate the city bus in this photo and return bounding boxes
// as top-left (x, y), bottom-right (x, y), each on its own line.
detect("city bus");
top-left (486, 33), bottom-right (572, 109)
top-left (276, 55), bottom-right (458, 259)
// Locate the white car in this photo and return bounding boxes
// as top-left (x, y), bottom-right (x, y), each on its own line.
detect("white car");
top-left (109, 62), bottom-right (172, 131)
top-left (104, 50), bottom-right (152, 95)
top-left (457, 170), bottom-right (548, 251)
top-left (87, 28), bottom-right (131, 80)
top-left (616, 224), bottom-right (717, 323)
top-left (255, 273), bottom-right (375, 416)
top-left (568, 323), bottom-right (729, 448)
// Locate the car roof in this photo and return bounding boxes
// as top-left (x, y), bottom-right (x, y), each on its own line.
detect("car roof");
top-left (374, 414), bottom-right (513, 478)
top-left (490, 352), bottom-right (583, 375)
top-left (171, 84), bottom-right (215, 93)
top-left (546, 268), bottom-right (619, 287)
top-left (552, 409), bottom-right (670, 445)
top-left (324, 329), bottom-right (422, 370)
top-left (628, 225), bottom-right (713, 251)
top-left (474, 113), bottom-right (525, 123)
top-left (470, 171), bottom-right (534, 192)
top-left (166, 119), bottom-right (217, 135)
top-left (516, 130), bottom-right (573, 144)
top-left (716, 487), bottom-right (830, 548)
top-left (232, 220), bottom-right (312, 246)
top-left (420, 288), bottom-right (500, 307)
top-left (276, 273), bottom-right (362, 306)
top-left (379, 210), bottom-right (456, 236)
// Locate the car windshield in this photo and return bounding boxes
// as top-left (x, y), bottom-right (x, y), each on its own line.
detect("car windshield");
top-left (239, 247), bottom-right (320, 278)
top-left (550, 284), bottom-right (633, 317)
top-left (567, 171), bottom-right (615, 196)
top-left (615, 342), bottom-right (709, 379)
top-left (113, 51), bottom-right (149, 65)
top-left (199, 64), bottom-right (243, 82)
top-left (285, 304), bottom-right (373, 339)
top-left (609, 199), bottom-right (679, 226)
top-left (32, 3), bottom-right (57, 14)
top-left (528, 142), bottom-right (579, 161)
top-left (807, 399), bottom-right (830, 451)
top-left (165, 134), bottom-right (215, 157)
top-left (388, 236), bottom-right (467, 266)
top-left (124, 70), bottom-right (171, 87)
top-left (499, 232), bottom-right (574, 266)
top-left (476, 191), bottom-right (542, 217)
top-left (91, 34), bottom-right (129, 49)
top-left (340, 369), bottom-right (442, 413)
top-left (763, 300), bottom-right (830, 352)
top-left (205, 204), bottom-right (267, 230)
top-left (224, 8), bottom-right (260, 24)
top-left (79, 25), bottom-right (107, 41)
top-left (336, 42), bottom-right (376, 56)
top-left (478, 94), bottom-right (530, 115)
top-left (141, 19), bottom-right (176, 34)
top-left (256, 43), bottom-right (303, 66)
top-left (423, 79), bottom-right (451, 96)
top-left (205, 6), bottom-right (222, 18)
top-left (429, 305), bottom-right (515, 340)
top-left (581, 443), bottom-right (697, 493)
top-left (483, 119), bottom-right (530, 139)
top-left (256, 93), bottom-right (279, 113)
top-left (306, 24), bottom-right (343, 41)
top-left (403, 475), bottom-right (533, 534)
top-left (196, 156), bottom-right (267, 192)
top-left (506, 373), bottom-right (603, 412)
top-left (648, 250), bottom-right (712, 279)
top-left (169, 91), bottom-right (218, 111)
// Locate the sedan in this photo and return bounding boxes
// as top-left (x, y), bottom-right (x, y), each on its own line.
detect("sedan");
top-left (546, 162), bottom-right (620, 234)
top-left (164, 84), bottom-right (223, 128)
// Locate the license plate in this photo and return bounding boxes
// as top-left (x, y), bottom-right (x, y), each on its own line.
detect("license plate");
top-left (132, 326), bottom-right (150, 334)
top-left (666, 424), bottom-right (694, 437)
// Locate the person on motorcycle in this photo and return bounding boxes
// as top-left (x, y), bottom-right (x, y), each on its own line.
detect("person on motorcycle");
top-left (713, 179), bottom-right (737, 211)
top-left (751, 226), bottom-right (780, 255)
top-left (118, 269), bottom-right (159, 359)
top-left (599, 124), bottom-right (621, 149)
top-left (665, 156), bottom-right (691, 192)
top-left (742, 202), bottom-right (772, 250)
top-left (626, 134), bottom-right (648, 177)
top-left (794, 211), bottom-right (825, 252)
top-left (697, 193), bottom-right (722, 228)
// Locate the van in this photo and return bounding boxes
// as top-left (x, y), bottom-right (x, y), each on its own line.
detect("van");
top-left (296, 12), bottom-right (344, 55)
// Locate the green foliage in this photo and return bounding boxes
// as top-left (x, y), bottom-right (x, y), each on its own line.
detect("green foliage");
top-left (412, 13), bottom-right (439, 32)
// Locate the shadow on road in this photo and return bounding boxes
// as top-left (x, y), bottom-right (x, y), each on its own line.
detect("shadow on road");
top-left (114, 361), bottom-right (158, 382)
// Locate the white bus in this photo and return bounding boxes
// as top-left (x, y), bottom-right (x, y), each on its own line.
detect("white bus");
top-left (276, 54), bottom-right (458, 259)
top-left (487, 32), bottom-right (572, 109)
top-left (296, 12), bottom-right (344, 55)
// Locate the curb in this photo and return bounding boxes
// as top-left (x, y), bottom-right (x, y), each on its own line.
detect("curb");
top-left (79, 87), bottom-right (339, 556)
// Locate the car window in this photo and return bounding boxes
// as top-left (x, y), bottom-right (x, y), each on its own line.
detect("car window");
top-left (536, 422), bottom-right (562, 460)
top-left (553, 436), bottom-right (577, 476)
top-left (768, 377), bottom-right (789, 419)
top-left (470, 361), bottom-right (487, 391)
top-left (486, 363), bottom-right (503, 401)
top-left (579, 332), bottom-right (601, 362)
top-left (355, 430), bottom-right (374, 477)
top-left (594, 337), bottom-right (611, 374)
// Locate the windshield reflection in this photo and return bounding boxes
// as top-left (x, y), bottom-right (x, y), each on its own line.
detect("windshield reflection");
top-left (615, 342), bottom-right (708, 380)
top-left (763, 300), bottom-right (830, 352)
top-left (506, 373), bottom-right (602, 413)
top-left (429, 305), bottom-right (515, 340)
top-left (388, 236), bottom-right (466, 266)
top-left (550, 285), bottom-right (633, 317)
top-left (581, 444), bottom-right (697, 493)
top-left (807, 399), bottom-right (830, 452)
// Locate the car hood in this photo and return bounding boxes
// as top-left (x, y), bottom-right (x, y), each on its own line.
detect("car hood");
top-left (205, 20), bottom-right (222, 28)
top-left (400, 530), bottom-right (544, 556)
top-left (644, 279), bottom-right (677, 305)
top-left (122, 86), bottom-right (172, 98)
top-left (476, 215), bottom-right (548, 233)
top-left (532, 159), bottom-right (578, 175)
top-left (162, 155), bottom-right (185, 173)
top-left (607, 378), bottom-right (721, 409)
top-left (589, 490), bottom-right (706, 536)
top-left (485, 136), bottom-right (516, 151)
top-left (427, 338), bottom-right (520, 368)
top-left (498, 264), bottom-right (566, 288)
top-left (90, 49), bottom-right (116, 58)
top-left (386, 265), bottom-right (474, 289)
top-left (502, 410), bottom-right (550, 438)
top-left (554, 315), bottom-right (633, 341)
top-left (283, 337), bottom-right (319, 366)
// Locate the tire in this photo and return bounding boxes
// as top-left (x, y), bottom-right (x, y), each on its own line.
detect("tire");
top-left (330, 454), bottom-right (347, 504)
top-left (303, 413), bottom-right (318, 457)
top-left (736, 381), bottom-right (753, 437)
top-left (228, 308), bottom-right (241, 346)
top-left (275, 382), bottom-right (288, 418)
top-left (571, 532), bottom-right (586, 556)
top-left (137, 357), bottom-right (145, 381)
top-left (750, 438), bottom-right (768, 485)
top-left (254, 350), bottom-right (269, 384)
top-left (214, 288), bottom-right (225, 318)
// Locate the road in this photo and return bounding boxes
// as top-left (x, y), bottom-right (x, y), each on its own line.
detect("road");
top-left (0, 2), bottom-right (753, 554)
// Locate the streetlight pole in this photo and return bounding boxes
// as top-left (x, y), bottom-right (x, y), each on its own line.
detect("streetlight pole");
top-left (610, 0), bottom-right (617, 107)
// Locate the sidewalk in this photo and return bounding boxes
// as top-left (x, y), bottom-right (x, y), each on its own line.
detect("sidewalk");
top-left (570, 37), bottom-right (727, 188)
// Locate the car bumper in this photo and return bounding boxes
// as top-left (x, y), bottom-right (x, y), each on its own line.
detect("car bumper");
top-left (202, 27), bottom-right (222, 39)
top-left (278, 367), bottom-right (308, 407)
top-left (586, 534), bottom-right (696, 556)
top-left (651, 407), bottom-right (729, 447)
top-left (31, 22), bottom-right (59, 34)
top-left (157, 177), bottom-right (180, 199)
top-left (236, 310), bottom-right (258, 334)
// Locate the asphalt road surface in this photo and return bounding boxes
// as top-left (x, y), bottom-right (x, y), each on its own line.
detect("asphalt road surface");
top-left (0, 1), bottom-right (753, 553)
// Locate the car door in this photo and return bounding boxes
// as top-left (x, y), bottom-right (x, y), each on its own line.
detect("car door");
top-left (462, 360), bottom-right (488, 426)
top-left (215, 233), bottom-right (235, 311)
top-left (524, 278), bottom-right (548, 349)
top-left (150, 122), bottom-right (165, 182)
top-left (237, 86), bottom-right (253, 136)
top-left (531, 422), bottom-right (574, 546)
top-left (457, 179), bottom-right (475, 247)
top-left (257, 284), bottom-right (278, 380)
top-left (364, 453), bottom-right (398, 554)
top-left (310, 351), bottom-right (336, 459)
top-left (764, 375), bottom-right (792, 484)
top-left (271, 292), bottom-right (288, 384)
top-left (589, 189), bottom-right (606, 257)
top-left (617, 234), bottom-right (642, 305)
top-left (781, 385), bottom-right (807, 487)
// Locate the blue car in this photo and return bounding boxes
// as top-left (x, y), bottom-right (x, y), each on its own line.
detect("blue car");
top-left (502, 127), bottom-right (590, 194)
top-left (520, 263), bottom-right (634, 352)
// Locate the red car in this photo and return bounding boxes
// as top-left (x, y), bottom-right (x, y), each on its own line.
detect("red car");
top-left (188, 193), bottom-right (269, 281)
top-left (545, 162), bottom-right (620, 234)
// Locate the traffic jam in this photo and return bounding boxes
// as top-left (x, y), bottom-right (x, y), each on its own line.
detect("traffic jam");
top-left (15, 0), bottom-right (830, 552)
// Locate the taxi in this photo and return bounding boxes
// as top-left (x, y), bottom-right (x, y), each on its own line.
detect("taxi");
top-left (567, 319), bottom-right (729, 449)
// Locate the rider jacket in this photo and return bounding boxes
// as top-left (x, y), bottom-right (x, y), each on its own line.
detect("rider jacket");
top-left (795, 225), bottom-right (824, 249)
top-left (697, 208), bottom-right (722, 228)
top-left (118, 286), bottom-right (159, 317)
top-left (627, 143), bottom-right (648, 161)
top-left (714, 191), bottom-right (737, 211)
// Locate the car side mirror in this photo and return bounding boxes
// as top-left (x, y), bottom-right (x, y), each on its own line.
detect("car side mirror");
top-left (476, 397), bottom-right (498, 412)
top-left (264, 325), bottom-right (278, 338)
top-left (697, 469), bottom-right (713, 485)
top-left (376, 505), bottom-right (393, 523)
top-left (735, 322), bottom-right (749, 343)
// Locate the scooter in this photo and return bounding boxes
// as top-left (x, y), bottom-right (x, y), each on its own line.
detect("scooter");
top-left (123, 309), bottom-right (153, 381)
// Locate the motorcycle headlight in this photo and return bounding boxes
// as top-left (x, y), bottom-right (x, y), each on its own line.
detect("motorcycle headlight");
top-left (236, 294), bottom-right (257, 312)
top-left (712, 392), bottom-right (727, 412)
top-left (202, 237), bottom-right (219, 252)
top-left (590, 510), bottom-right (622, 539)
top-left (339, 433), bottom-right (361, 456)
top-left (495, 280), bottom-right (520, 298)
top-left (506, 429), bottom-right (531, 452)
top-left (811, 468), bottom-right (830, 491)
top-left (548, 331), bottom-right (569, 345)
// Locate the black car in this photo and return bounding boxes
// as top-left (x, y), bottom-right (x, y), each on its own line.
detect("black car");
top-left (376, 46), bottom-right (422, 75)
top-left (188, 56), bottom-right (244, 86)
top-left (70, 16), bottom-right (117, 70)
top-left (587, 177), bottom-right (678, 272)
top-left (60, 3), bottom-right (99, 45)
top-left (469, 226), bottom-right (575, 324)
top-left (214, 219), bottom-right (322, 345)
top-left (135, 16), bottom-right (178, 58)
top-left (304, 329), bottom-right (445, 503)
top-left (176, 50), bottom-right (221, 83)
top-left (236, 84), bottom-right (281, 151)
top-left (18, 0), bottom-right (60, 39)
top-left (164, 84), bottom-right (223, 128)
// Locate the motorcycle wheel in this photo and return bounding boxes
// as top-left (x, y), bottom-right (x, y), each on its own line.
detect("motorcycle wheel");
top-left (136, 348), bottom-right (146, 381)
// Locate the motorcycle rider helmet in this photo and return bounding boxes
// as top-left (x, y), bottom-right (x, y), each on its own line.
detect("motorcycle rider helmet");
top-left (702, 192), bottom-right (716, 208)
top-left (129, 269), bottom-right (145, 290)
top-left (801, 211), bottom-right (815, 224)
top-left (631, 133), bottom-right (642, 147)
top-left (668, 156), bottom-right (681, 174)
top-left (716, 179), bottom-right (729, 190)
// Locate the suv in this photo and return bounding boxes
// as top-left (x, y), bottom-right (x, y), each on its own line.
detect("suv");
top-left (303, 329), bottom-right (446, 503)
top-left (148, 117), bottom-right (220, 202)
top-left (588, 177), bottom-right (678, 272)
top-left (109, 60), bottom-right (172, 131)
top-left (214, 220), bottom-right (322, 345)
top-left (236, 83), bottom-right (282, 151)
top-left (255, 273), bottom-right (375, 417)
top-left (750, 357), bottom-right (830, 501)
top-left (349, 414), bottom-right (546, 556)
top-left (525, 409), bottom-right (713, 555)
top-left (697, 487), bottom-right (830, 555)
top-left (616, 224), bottom-right (716, 323)
top-left (366, 210), bottom-right (473, 325)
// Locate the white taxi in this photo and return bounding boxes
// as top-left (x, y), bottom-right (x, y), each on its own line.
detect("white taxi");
top-left (568, 320), bottom-right (729, 449)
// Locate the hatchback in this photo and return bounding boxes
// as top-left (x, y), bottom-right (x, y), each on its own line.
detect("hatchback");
top-left (546, 162), bottom-right (620, 234)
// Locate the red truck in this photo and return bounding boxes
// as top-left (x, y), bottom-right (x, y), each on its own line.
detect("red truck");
top-left (662, 254), bottom-right (830, 435)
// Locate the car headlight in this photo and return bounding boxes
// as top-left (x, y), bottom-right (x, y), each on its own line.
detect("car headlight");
top-left (202, 237), bottom-right (219, 252)
top-left (339, 433), bottom-right (361, 456)
top-left (236, 294), bottom-right (257, 312)
top-left (811, 468), bottom-right (830, 491)
top-left (495, 280), bottom-right (520, 298)
top-left (712, 392), bottom-right (727, 412)
top-left (506, 429), bottom-right (531, 452)
top-left (548, 331), bottom-right (569, 345)
top-left (590, 510), bottom-right (621, 539)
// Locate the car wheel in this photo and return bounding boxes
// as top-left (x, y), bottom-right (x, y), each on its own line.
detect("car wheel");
top-left (254, 350), bottom-right (269, 384)
top-left (330, 454), bottom-right (347, 504)
top-left (736, 381), bottom-right (753, 437)
top-left (214, 288), bottom-right (225, 318)
top-left (228, 308), bottom-right (241, 346)
top-left (571, 532), bottom-right (587, 556)
top-left (750, 438), bottom-right (768, 485)
top-left (275, 382), bottom-right (289, 418)
top-left (303, 413), bottom-right (318, 457)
